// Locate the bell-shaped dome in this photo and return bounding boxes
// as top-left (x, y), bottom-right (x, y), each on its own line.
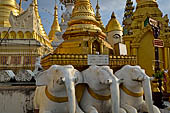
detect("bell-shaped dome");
top-left (106, 12), bottom-right (122, 32)
top-left (0, 0), bottom-right (19, 27)
top-left (68, 0), bottom-right (97, 25)
top-left (63, 0), bottom-right (106, 40)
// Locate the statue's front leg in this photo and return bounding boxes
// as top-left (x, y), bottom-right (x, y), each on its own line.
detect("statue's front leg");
top-left (120, 108), bottom-right (127, 113)
top-left (76, 103), bottom-right (84, 113)
top-left (122, 104), bottom-right (137, 113)
top-left (83, 105), bottom-right (98, 113)
top-left (140, 102), bottom-right (161, 113)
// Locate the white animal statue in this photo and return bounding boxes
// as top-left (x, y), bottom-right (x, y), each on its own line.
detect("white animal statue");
top-left (78, 65), bottom-right (126, 113)
top-left (115, 65), bottom-right (161, 113)
top-left (34, 65), bottom-right (83, 113)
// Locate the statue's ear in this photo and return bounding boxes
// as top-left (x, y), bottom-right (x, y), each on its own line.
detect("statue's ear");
top-left (35, 70), bottom-right (52, 86)
top-left (73, 69), bottom-right (83, 84)
top-left (35, 65), bottom-right (60, 86)
top-left (81, 66), bottom-right (96, 84)
top-left (114, 65), bottom-right (128, 80)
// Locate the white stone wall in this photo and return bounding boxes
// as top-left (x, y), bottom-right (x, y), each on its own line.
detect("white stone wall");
top-left (0, 86), bottom-right (35, 113)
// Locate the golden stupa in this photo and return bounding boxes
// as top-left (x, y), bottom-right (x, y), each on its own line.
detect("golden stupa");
top-left (54, 0), bottom-right (112, 55)
top-left (41, 0), bottom-right (137, 70)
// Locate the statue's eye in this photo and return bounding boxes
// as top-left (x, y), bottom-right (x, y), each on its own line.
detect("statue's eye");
top-left (113, 34), bottom-right (121, 39)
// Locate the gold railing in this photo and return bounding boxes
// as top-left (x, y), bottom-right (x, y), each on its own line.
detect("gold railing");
top-left (41, 54), bottom-right (137, 71)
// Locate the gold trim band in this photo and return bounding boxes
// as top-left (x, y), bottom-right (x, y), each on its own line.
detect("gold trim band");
top-left (45, 86), bottom-right (68, 103)
top-left (87, 85), bottom-right (111, 101)
top-left (120, 84), bottom-right (144, 97)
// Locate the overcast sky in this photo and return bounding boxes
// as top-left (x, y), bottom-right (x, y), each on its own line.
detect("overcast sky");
top-left (16, 0), bottom-right (170, 34)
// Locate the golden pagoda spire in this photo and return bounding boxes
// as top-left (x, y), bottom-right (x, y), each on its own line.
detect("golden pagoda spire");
top-left (49, 2), bottom-right (61, 41)
top-left (19, 0), bottom-right (22, 14)
top-left (123, 0), bottom-right (134, 35)
top-left (95, 0), bottom-right (105, 32)
top-left (33, 0), bottom-right (40, 18)
top-left (32, 0), bottom-right (51, 42)
top-left (95, 0), bottom-right (101, 21)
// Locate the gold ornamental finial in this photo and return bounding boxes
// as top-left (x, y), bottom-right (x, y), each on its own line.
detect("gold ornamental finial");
top-left (95, 0), bottom-right (105, 32)
top-left (49, 2), bottom-right (61, 41)
top-left (61, 15), bottom-right (65, 23)
top-left (95, 0), bottom-right (101, 21)
top-left (19, 0), bottom-right (22, 14)
top-left (96, 0), bottom-right (100, 10)
top-left (111, 12), bottom-right (116, 18)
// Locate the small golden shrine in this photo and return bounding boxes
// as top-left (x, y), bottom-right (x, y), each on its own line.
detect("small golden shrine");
top-left (123, 0), bottom-right (170, 76)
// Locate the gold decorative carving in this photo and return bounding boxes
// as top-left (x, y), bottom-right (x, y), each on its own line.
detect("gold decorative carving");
top-left (87, 85), bottom-right (111, 101)
top-left (45, 86), bottom-right (68, 103)
top-left (120, 84), bottom-right (144, 97)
